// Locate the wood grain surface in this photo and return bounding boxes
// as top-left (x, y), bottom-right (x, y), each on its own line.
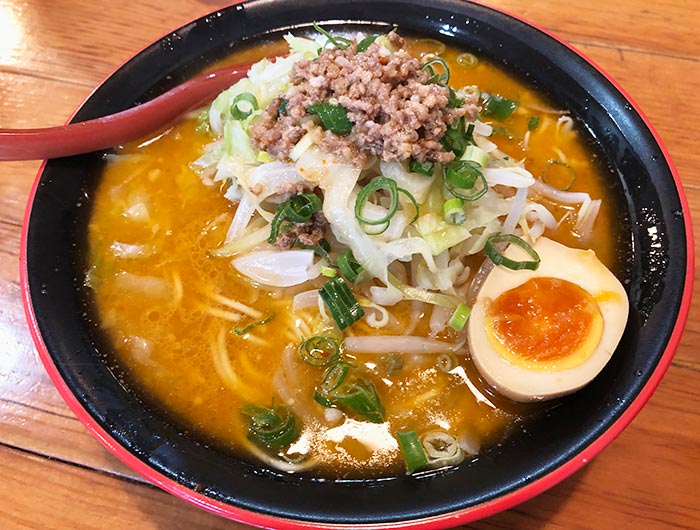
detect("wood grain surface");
top-left (0, 0), bottom-right (697, 528)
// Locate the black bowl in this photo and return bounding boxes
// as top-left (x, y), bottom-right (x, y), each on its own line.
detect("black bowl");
top-left (21, 0), bottom-right (693, 527)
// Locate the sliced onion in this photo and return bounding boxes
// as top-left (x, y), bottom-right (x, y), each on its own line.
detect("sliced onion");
top-left (245, 161), bottom-right (311, 200)
top-left (109, 242), bottom-right (154, 259)
top-left (226, 191), bottom-right (257, 243)
top-left (292, 289), bottom-right (319, 311)
top-left (232, 249), bottom-right (320, 287)
top-left (112, 272), bottom-right (171, 300)
top-left (472, 120), bottom-right (493, 137)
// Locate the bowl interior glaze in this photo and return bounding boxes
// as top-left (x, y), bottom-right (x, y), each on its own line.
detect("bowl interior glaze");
top-left (23, 0), bottom-right (690, 526)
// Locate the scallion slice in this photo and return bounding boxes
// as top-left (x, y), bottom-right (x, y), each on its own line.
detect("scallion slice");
top-left (333, 379), bottom-right (385, 423)
top-left (485, 234), bottom-right (541, 271)
top-left (318, 276), bottom-right (365, 330)
top-left (421, 57), bottom-right (450, 85)
top-left (319, 361), bottom-right (353, 394)
top-left (456, 52), bottom-right (478, 68)
top-left (313, 22), bottom-right (353, 50)
top-left (444, 160), bottom-right (488, 201)
top-left (230, 92), bottom-right (259, 120)
top-left (440, 117), bottom-right (472, 158)
top-left (447, 87), bottom-right (464, 108)
top-left (460, 145), bottom-right (489, 167)
top-left (234, 314), bottom-right (275, 335)
top-left (337, 249), bottom-right (365, 283)
top-left (285, 193), bottom-right (323, 222)
top-left (436, 352), bottom-right (456, 372)
top-left (241, 403), bottom-right (300, 451)
top-left (483, 94), bottom-right (518, 121)
top-left (448, 303), bottom-right (471, 331)
top-left (409, 157), bottom-right (435, 176)
top-left (397, 430), bottom-right (429, 473)
top-left (307, 102), bottom-right (353, 136)
top-left (298, 336), bottom-right (341, 367)
top-left (541, 160), bottom-right (576, 190)
top-left (443, 197), bottom-right (466, 225)
top-left (356, 34), bottom-right (379, 52)
top-left (268, 192), bottom-right (322, 244)
top-left (527, 116), bottom-right (540, 131)
top-left (354, 177), bottom-right (418, 234)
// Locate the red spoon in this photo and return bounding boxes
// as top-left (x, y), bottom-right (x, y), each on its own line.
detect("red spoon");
top-left (0, 64), bottom-right (251, 161)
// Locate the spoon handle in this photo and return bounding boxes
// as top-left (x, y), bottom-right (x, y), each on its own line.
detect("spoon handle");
top-left (0, 64), bottom-right (250, 161)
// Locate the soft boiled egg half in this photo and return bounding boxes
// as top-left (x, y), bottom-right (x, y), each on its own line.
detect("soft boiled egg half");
top-left (468, 236), bottom-right (629, 402)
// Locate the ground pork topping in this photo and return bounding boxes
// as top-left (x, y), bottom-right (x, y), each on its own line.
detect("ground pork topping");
top-left (251, 33), bottom-right (480, 167)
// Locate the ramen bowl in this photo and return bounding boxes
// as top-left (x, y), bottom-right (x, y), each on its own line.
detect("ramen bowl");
top-left (20, 0), bottom-right (693, 527)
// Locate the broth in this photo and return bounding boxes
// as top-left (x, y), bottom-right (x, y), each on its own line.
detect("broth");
top-left (86, 34), bottom-right (623, 478)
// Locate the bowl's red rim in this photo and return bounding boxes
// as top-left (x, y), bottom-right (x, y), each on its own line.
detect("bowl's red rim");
top-left (18, 2), bottom-right (695, 528)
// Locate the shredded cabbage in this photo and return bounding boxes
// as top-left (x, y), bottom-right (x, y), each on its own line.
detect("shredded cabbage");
top-left (190, 32), bottom-right (601, 319)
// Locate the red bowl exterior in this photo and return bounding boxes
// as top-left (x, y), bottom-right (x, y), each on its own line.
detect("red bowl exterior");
top-left (19, 0), bottom-right (694, 527)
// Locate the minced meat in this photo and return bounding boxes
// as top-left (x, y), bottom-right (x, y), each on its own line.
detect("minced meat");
top-left (251, 33), bottom-right (480, 167)
top-left (275, 211), bottom-right (328, 250)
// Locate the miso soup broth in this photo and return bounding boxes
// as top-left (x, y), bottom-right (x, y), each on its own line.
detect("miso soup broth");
top-left (86, 32), bottom-right (624, 478)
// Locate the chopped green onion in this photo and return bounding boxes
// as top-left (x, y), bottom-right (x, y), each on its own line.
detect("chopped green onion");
top-left (443, 160), bottom-right (488, 201)
top-left (315, 363), bottom-right (385, 423)
top-left (448, 303), bottom-right (470, 331)
top-left (310, 238), bottom-right (332, 261)
top-left (230, 92), bottom-right (258, 120)
top-left (313, 22), bottom-right (353, 50)
top-left (318, 276), bottom-right (365, 330)
top-left (286, 193), bottom-right (323, 222)
top-left (298, 336), bottom-right (341, 367)
top-left (456, 52), bottom-right (478, 68)
top-left (443, 197), bottom-right (466, 225)
top-left (420, 431), bottom-right (464, 467)
top-left (409, 157), bottom-right (435, 176)
top-left (460, 145), bottom-right (489, 168)
top-left (445, 160), bottom-right (481, 189)
top-left (319, 361), bottom-right (353, 394)
top-left (234, 314), bottom-right (275, 335)
top-left (337, 249), bottom-right (365, 283)
top-left (447, 87), bottom-right (464, 108)
top-left (307, 102), bottom-right (353, 136)
top-left (397, 430), bottom-right (429, 473)
top-left (527, 116), bottom-right (540, 131)
top-left (483, 94), bottom-right (518, 121)
top-left (278, 98), bottom-right (289, 117)
top-left (354, 177), bottom-right (418, 234)
top-left (356, 34), bottom-right (379, 52)
top-left (320, 266), bottom-right (337, 278)
top-left (241, 403), bottom-right (300, 451)
top-left (332, 379), bottom-right (385, 423)
top-left (541, 160), bottom-right (576, 190)
top-left (436, 352), bottom-right (456, 372)
top-left (421, 57), bottom-right (450, 85)
top-left (268, 192), bottom-right (322, 244)
top-left (485, 234), bottom-right (541, 271)
top-left (440, 117), bottom-right (472, 158)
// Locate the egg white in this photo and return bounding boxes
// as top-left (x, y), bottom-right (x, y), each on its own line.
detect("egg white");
top-left (468, 237), bottom-right (629, 402)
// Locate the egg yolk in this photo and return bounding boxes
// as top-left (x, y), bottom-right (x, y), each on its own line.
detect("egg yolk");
top-left (484, 277), bottom-right (603, 371)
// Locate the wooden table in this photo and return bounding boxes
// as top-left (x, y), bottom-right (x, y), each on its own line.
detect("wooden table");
top-left (0, 0), bottom-right (697, 528)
